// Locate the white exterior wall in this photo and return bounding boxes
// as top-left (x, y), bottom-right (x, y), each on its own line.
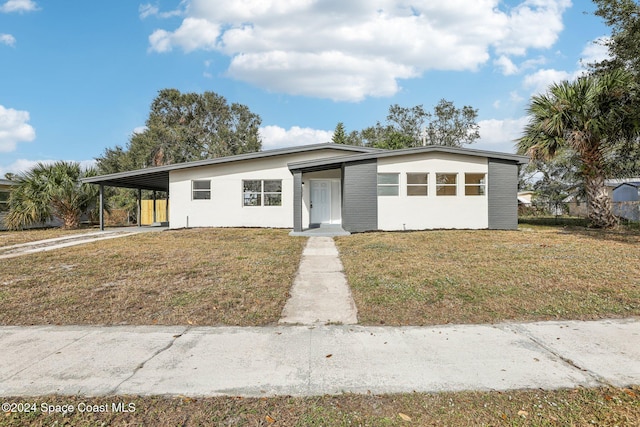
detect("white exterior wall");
top-left (169, 150), bottom-right (348, 229)
top-left (377, 153), bottom-right (489, 230)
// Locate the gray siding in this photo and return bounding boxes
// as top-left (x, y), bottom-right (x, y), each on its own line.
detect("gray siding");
top-left (342, 159), bottom-right (378, 232)
top-left (292, 171), bottom-right (303, 232)
top-left (488, 158), bottom-right (519, 230)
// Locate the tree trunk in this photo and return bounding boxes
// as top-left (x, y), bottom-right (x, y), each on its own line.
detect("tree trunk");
top-left (584, 172), bottom-right (617, 228)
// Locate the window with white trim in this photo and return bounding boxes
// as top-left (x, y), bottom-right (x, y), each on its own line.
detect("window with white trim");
top-left (377, 173), bottom-right (399, 196)
top-left (407, 173), bottom-right (428, 196)
top-left (243, 180), bottom-right (282, 206)
top-left (0, 189), bottom-right (9, 212)
top-left (436, 173), bottom-right (457, 196)
top-left (465, 173), bottom-right (486, 196)
top-left (192, 180), bottom-right (211, 200)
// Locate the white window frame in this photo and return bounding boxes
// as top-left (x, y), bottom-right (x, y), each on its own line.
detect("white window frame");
top-left (377, 173), bottom-right (399, 196)
top-left (243, 179), bottom-right (282, 207)
top-left (192, 180), bottom-right (211, 200)
top-left (436, 173), bottom-right (457, 196)
top-left (465, 173), bottom-right (486, 196)
top-left (406, 173), bottom-right (428, 196)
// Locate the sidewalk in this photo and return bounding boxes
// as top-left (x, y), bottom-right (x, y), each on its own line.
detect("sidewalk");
top-left (1, 318), bottom-right (638, 397)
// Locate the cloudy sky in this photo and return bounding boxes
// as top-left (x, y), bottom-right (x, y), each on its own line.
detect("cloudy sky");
top-left (1, 0), bottom-right (610, 176)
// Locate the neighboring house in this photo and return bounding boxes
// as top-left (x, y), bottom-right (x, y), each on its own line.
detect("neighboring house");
top-left (612, 182), bottom-right (640, 221)
top-left (565, 178), bottom-right (640, 219)
top-left (0, 179), bottom-right (14, 230)
top-left (83, 143), bottom-right (528, 233)
top-left (517, 191), bottom-right (534, 206)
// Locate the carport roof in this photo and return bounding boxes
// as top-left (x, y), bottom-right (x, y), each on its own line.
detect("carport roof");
top-left (81, 143), bottom-right (381, 191)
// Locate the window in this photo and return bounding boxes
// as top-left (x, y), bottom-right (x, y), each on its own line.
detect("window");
top-left (377, 173), bottom-right (399, 196)
top-left (192, 180), bottom-right (211, 200)
top-left (436, 173), bottom-right (457, 196)
top-left (407, 173), bottom-right (428, 196)
top-left (0, 190), bottom-right (9, 212)
top-left (243, 180), bottom-right (282, 206)
top-left (465, 173), bottom-right (486, 196)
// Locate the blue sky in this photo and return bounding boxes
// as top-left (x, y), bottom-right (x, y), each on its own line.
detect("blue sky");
top-left (0, 0), bottom-right (610, 176)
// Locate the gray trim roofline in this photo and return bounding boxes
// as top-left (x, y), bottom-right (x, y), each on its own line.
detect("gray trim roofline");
top-left (288, 145), bottom-right (529, 171)
top-left (0, 179), bottom-right (16, 186)
top-left (82, 143), bottom-right (383, 191)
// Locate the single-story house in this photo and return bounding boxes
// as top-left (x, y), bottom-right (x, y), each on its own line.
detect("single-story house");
top-left (612, 181), bottom-right (640, 221)
top-left (0, 179), bottom-right (13, 230)
top-left (83, 143), bottom-right (528, 233)
top-left (0, 178), bottom-right (66, 230)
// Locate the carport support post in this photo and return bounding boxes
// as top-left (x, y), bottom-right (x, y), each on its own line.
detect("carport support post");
top-left (137, 188), bottom-right (142, 227)
top-left (152, 191), bottom-right (157, 224)
top-left (99, 184), bottom-right (104, 231)
top-left (165, 193), bottom-right (169, 224)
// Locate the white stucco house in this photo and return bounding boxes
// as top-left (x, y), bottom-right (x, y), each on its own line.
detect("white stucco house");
top-left (84, 143), bottom-right (528, 233)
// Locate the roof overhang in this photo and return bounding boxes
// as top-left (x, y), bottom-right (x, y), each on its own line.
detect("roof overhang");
top-left (81, 143), bottom-right (383, 191)
top-left (288, 145), bottom-right (529, 172)
top-left (82, 168), bottom-right (170, 192)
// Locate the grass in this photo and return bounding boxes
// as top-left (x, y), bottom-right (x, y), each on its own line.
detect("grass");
top-left (335, 226), bottom-right (640, 326)
top-left (1, 387), bottom-right (638, 426)
top-left (0, 227), bottom-right (94, 247)
top-left (0, 228), bottom-right (306, 326)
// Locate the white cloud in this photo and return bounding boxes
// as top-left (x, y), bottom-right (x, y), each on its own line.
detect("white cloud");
top-left (0, 0), bottom-right (38, 13)
top-left (0, 33), bottom-right (15, 46)
top-left (0, 105), bottom-right (36, 152)
top-left (139, 3), bottom-right (159, 19)
top-left (149, 18), bottom-right (220, 53)
top-left (523, 68), bottom-right (571, 95)
top-left (147, 0), bottom-right (573, 101)
top-left (521, 37), bottom-right (612, 96)
top-left (259, 125), bottom-right (333, 149)
top-left (579, 36), bottom-right (611, 67)
top-left (510, 90), bottom-right (524, 103)
top-left (132, 126), bottom-right (147, 135)
top-left (494, 55), bottom-right (518, 75)
top-left (139, 3), bottom-right (184, 19)
top-left (494, 0), bottom-right (572, 56)
top-left (0, 159), bottom-right (96, 178)
top-left (476, 116), bottom-right (529, 153)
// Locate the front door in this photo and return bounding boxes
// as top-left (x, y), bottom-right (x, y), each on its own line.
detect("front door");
top-left (310, 180), bottom-right (331, 224)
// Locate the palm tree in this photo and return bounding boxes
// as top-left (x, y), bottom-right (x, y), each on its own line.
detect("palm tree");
top-left (3, 161), bottom-right (100, 230)
top-left (517, 70), bottom-right (640, 228)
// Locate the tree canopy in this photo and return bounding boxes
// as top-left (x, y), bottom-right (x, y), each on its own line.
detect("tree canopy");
top-left (591, 0), bottom-right (640, 77)
top-left (97, 89), bottom-right (262, 174)
top-left (3, 161), bottom-right (99, 230)
top-left (517, 70), bottom-right (640, 228)
top-left (356, 99), bottom-right (479, 149)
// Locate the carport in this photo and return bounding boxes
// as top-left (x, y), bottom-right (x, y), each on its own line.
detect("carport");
top-left (82, 167), bottom-right (170, 231)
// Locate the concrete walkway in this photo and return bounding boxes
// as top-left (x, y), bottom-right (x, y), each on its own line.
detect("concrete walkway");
top-left (0, 319), bottom-right (638, 397)
top-left (279, 237), bottom-right (358, 325)
top-left (0, 227), bottom-right (166, 259)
